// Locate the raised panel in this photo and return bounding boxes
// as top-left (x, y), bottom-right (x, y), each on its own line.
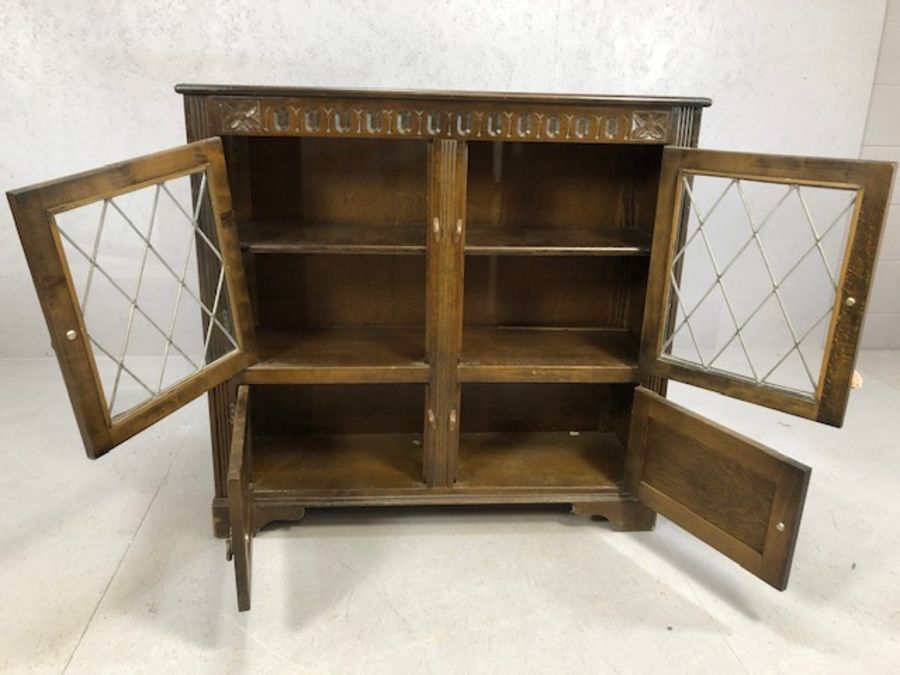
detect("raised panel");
top-left (626, 387), bottom-right (810, 589)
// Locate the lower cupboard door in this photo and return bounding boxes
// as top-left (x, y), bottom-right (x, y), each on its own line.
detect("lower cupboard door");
top-left (625, 387), bottom-right (810, 590)
top-left (228, 385), bottom-right (253, 611)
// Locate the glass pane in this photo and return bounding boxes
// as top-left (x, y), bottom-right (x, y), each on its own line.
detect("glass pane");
top-left (54, 171), bottom-right (239, 418)
top-left (662, 173), bottom-right (858, 396)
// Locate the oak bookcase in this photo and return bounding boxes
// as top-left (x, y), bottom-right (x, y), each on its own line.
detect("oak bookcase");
top-left (9, 86), bottom-right (893, 610)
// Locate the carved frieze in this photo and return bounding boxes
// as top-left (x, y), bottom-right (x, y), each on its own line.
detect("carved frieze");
top-left (210, 98), bottom-right (675, 143)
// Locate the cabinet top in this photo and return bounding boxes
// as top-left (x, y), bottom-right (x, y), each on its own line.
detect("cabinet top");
top-left (174, 83), bottom-right (712, 108)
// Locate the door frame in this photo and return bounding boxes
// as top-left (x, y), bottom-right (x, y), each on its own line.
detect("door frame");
top-left (8, 139), bottom-right (256, 458)
top-left (641, 147), bottom-right (893, 426)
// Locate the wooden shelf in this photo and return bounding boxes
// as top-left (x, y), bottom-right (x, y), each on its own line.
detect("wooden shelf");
top-left (239, 220), bottom-right (425, 255)
top-left (237, 221), bottom-right (649, 256)
top-left (246, 328), bottom-right (428, 384)
top-left (459, 327), bottom-right (639, 383)
top-left (456, 431), bottom-right (625, 488)
top-left (251, 431), bottom-right (623, 499)
top-left (253, 433), bottom-right (425, 492)
top-left (465, 226), bottom-right (651, 256)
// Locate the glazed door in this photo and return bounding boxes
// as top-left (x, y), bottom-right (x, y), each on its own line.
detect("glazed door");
top-left (626, 387), bottom-right (810, 589)
top-left (641, 148), bottom-right (893, 426)
top-left (8, 139), bottom-right (255, 458)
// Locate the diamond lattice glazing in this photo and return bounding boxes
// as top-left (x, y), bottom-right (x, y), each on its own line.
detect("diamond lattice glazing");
top-left (662, 174), bottom-right (858, 395)
top-left (54, 171), bottom-right (238, 417)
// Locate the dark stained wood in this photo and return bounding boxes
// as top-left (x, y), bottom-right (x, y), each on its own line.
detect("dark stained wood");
top-left (28, 85), bottom-right (889, 606)
top-left (251, 502), bottom-right (306, 535)
top-left (465, 226), bottom-right (650, 256)
top-left (643, 104), bottom-right (700, 399)
top-left (175, 83), bottom-right (713, 107)
top-left (424, 140), bottom-right (467, 487)
top-left (254, 254), bottom-right (425, 330)
top-left (227, 385), bottom-right (252, 611)
top-left (185, 96), bottom-right (239, 520)
top-left (641, 147), bottom-right (894, 426)
top-left (245, 328), bottom-right (428, 384)
top-left (458, 382), bottom-right (627, 435)
top-left (424, 139), bottom-right (464, 489)
top-left (456, 431), bottom-right (623, 488)
top-left (570, 500), bottom-right (656, 531)
top-left (239, 220), bottom-right (425, 255)
top-left (463, 256), bottom-right (643, 328)
top-left (254, 433), bottom-right (425, 491)
top-left (186, 88), bottom-right (707, 144)
top-left (459, 327), bottom-right (639, 383)
top-left (7, 139), bottom-right (256, 458)
top-left (242, 137), bottom-right (428, 224)
top-left (466, 142), bottom-right (663, 232)
top-left (249, 383), bottom-right (425, 435)
top-left (251, 487), bottom-right (630, 505)
top-left (625, 387), bottom-right (810, 590)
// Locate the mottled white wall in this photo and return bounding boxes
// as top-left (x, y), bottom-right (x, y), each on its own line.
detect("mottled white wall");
top-left (0, 0), bottom-right (887, 356)
top-left (860, 0), bottom-right (900, 348)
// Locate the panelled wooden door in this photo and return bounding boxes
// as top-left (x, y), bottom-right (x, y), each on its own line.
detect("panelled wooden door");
top-left (641, 148), bottom-right (893, 426)
top-left (8, 139), bottom-right (256, 458)
top-left (626, 387), bottom-right (810, 590)
top-left (227, 385), bottom-right (253, 611)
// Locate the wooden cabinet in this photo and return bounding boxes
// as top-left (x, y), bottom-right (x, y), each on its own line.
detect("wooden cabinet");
top-left (8, 86), bottom-right (894, 611)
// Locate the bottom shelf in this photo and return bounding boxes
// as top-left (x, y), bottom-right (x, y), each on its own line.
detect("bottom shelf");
top-left (456, 431), bottom-right (625, 489)
top-left (254, 433), bottom-right (425, 491)
top-left (252, 430), bottom-right (624, 495)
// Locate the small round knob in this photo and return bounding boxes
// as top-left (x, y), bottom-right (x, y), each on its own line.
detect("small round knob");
top-left (775, 522), bottom-right (785, 533)
top-left (65, 329), bottom-right (77, 341)
top-left (845, 297), bottom-right (856, 307)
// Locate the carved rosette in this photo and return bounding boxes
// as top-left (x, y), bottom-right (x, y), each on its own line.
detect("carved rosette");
top-left (629, 111), bottom-right (669, 142)
top-left (213, 98), bottom-right (673, 143)
top-left (220, 101), bottom-right (261, 132)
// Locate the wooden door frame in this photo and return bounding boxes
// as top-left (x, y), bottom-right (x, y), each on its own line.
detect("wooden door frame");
top-left (8, 139), bottom-right (256, 458)
top-left (641, 147), bottom-right (893, 426)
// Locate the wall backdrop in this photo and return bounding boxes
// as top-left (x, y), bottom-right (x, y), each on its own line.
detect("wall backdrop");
top-left (0, 0), bottom-right (887, 357)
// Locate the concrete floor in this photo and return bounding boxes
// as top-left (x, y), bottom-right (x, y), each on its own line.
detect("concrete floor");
top-left (0, 353), bottom-right (898, 674)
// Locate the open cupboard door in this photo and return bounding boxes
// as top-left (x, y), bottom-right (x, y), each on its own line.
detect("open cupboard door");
top-left (641, 148), bottom-right (893, 426)
top-left (625, 387), bottom-right (810, 589)
top-left (8, 139), bottom-right (255, 459)
top-left (227, 385), bottom-right (253, 611)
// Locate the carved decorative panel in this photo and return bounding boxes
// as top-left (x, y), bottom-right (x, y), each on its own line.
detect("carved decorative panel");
top-left (630, 111), bottom-right (669, 141)
top-left (209, 97), bottom-right (677, 144)
top-left (220, 101), bottom-right (261, 133)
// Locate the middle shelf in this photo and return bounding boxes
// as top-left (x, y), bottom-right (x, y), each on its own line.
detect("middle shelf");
top-left (239, 220), bottom-right (425, 255)
top-left (246, 327), bottom-right (429, 384)
top-left (238, 220), bottom-right (651, 256)
top-left (244, 326), bottom-right (639, 384)
top-left (459, 327), bottom-right (639, 383)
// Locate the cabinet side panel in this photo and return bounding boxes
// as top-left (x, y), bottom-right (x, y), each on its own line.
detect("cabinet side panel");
top-left (184, 94), bottom-right (235, 509)
top-left (645, 105), bottom-right (703, 397)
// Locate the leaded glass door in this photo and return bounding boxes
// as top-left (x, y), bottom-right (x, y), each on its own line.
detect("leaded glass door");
top-left (8, 139), bottom-right (255, 458)
top-left (641, 148), bottom-right (893, 426)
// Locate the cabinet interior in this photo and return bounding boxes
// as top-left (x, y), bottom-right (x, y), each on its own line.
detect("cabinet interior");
top-left (249, 384), bottom-right (426, 492)
top-left (220, 134), bottom-right (663, 494)
top-left (456, 383), bottom-right (632, 489)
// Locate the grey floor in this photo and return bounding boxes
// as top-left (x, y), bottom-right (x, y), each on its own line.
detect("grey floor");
top-left (0, 353), bottom-right (898, 674)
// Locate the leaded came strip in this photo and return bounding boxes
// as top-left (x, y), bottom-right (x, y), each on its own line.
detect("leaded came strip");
top-left (53, 170), bottom-right (240, 418)
top-left (661, 173), bottom-right (858, 396)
